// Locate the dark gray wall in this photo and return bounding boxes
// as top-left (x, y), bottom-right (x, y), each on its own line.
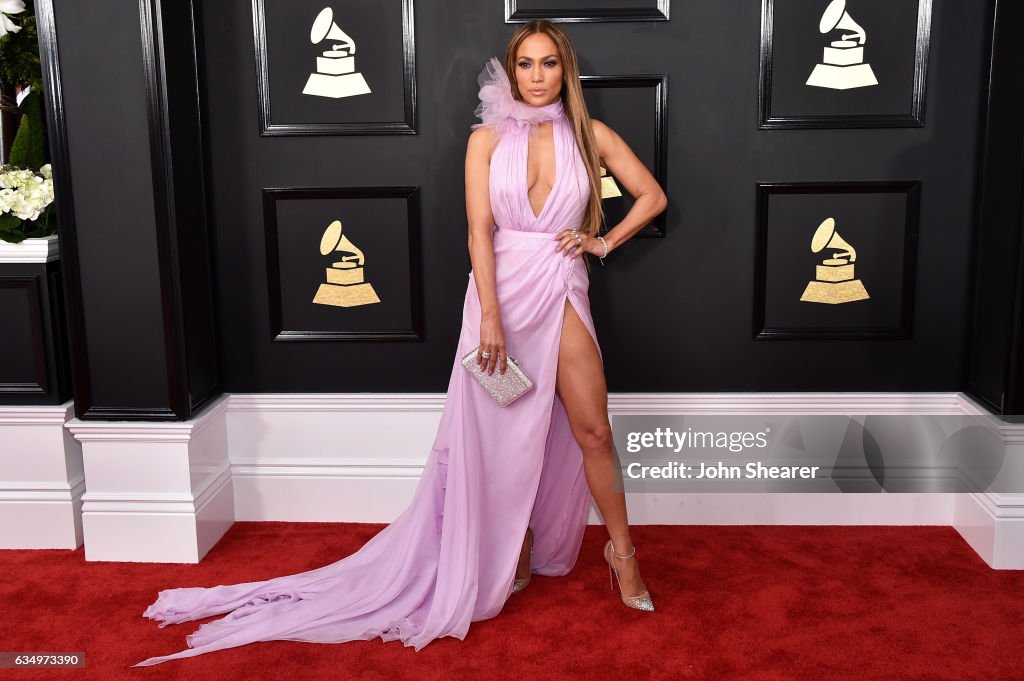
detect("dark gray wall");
top-left (966, 0), bottom-right (1024, 415)
top-left (196, 0), bottom-right (991, 393)
top-left (56, 0), bottom-right (169, 409)
top-left (42, 0), bottom-right (221, 419)
top-left (43, 0), bottom-right (1018, 417)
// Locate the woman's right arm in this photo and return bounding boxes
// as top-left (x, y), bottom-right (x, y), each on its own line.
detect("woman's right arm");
top-left (465, 126), bottom-right (507, 375)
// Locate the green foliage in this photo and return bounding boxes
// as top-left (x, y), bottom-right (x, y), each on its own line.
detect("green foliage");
top-left (8, 89), bottom-right (46, 168)
top-left (0, 0), bottom-right (54, 245)
top-left (0, 211), bottom-right (22, 242)
top-left (0, 0), bottom-right (42, 93)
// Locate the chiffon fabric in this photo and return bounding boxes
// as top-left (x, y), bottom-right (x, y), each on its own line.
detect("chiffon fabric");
top-left (132, 56), bottom-right (601, 667)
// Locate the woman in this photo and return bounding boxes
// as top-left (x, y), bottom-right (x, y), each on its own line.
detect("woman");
top-left (133, 21), bottom-right (666, 667)
top-left (468, 22), bottom-right (667, 607)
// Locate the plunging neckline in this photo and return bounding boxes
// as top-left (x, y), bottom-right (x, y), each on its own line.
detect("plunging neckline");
top-left (523, 117), bottom-right (559, 222)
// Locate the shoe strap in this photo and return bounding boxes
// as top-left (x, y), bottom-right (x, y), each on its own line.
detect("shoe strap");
top-left (610, 543), bottom-right (636, 560)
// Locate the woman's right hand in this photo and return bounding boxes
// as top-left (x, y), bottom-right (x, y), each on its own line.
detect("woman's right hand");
top-left (478, 312), bottom-right (507, 375)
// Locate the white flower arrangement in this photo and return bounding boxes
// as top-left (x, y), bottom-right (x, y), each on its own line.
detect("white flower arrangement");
top-left (0, 163), bottom-right (56, 243)
top-left (0, 0), bottom-right (26, 39)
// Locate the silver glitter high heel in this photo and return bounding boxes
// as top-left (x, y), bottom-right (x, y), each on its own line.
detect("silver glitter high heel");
top-left (512, 527), bottom-right (534, 594)
top-left (604, 539), bottom-right (655, 612)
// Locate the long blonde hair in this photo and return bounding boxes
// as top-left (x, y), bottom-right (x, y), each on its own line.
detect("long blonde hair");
top-left (501, 22), bottom-right (605, 262)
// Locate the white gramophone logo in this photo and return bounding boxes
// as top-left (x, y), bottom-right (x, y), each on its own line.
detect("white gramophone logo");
top-left (313, 219), bottom-right (381, 307)
top-left (806, 0), bottom-right (879, 90)
top-left (799, 217), bottom-right (870, 304)
top-left (302, 7), bottom-right (371, 99)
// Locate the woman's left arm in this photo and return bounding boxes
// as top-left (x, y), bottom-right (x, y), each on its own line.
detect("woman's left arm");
top-left (592, 118), bottom-right (668, 253)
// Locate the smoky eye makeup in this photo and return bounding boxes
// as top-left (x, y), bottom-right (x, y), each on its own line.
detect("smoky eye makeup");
top-left (518, 58), bottom-right (559, 69)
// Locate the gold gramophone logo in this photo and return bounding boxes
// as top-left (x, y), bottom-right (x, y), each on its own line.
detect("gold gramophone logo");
top-left (806, 0), bottom-right (879, 90)
top-left (312, 219), bottom-right (381, 307)
top-left (302, 7), bottom-right (371, 99)
top-left (600, 165), bottom-right (622, 199)
top-left (799, 217), bottom-right (870, 304)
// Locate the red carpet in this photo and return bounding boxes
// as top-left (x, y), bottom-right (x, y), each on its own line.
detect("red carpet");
top-left (1, 523), bottom-right (1021, 680)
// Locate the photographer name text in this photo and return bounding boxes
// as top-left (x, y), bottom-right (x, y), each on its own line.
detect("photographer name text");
top-left (626, 461), bottom-right (820, 480)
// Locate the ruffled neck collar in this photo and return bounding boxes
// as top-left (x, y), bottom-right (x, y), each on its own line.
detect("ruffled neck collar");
top-left (471, 57), bottom-right (564, 134)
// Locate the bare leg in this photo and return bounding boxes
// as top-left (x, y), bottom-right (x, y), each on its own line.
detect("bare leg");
top-left (547, 297), bottom-right (648, 597)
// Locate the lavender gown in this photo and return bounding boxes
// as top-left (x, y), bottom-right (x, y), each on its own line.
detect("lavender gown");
top-left (132, 57), bottom-right (603, 667)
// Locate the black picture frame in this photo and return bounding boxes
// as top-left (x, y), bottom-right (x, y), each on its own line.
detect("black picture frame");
top-left (505, 0), bottom-right (670, 23)
top-left (0, 275), bottom-right (48, 395)
top-left (581, 74), bottom-right (668, 237)
top-left (262, 186), bottom-right (424, 341)
top-left (753, 181), bottom-right (921, 340)
top-left (252, 0), bottom-right (417, 136)
top-left (758, 0), bottom-right (932, 129)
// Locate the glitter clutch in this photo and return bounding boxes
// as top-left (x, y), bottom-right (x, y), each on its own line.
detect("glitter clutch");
top-left (461, 347), bottom-right (534, 407)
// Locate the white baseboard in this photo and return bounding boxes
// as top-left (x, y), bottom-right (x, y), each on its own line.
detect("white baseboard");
top-left (66, 394), bottom-right (235, 563)
top-left (1, 392), bottom-right (1021, 567)
top-left (227, 391), bottom-right (980, 528)
top-left (0, 402), bottom-right (83, 549)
